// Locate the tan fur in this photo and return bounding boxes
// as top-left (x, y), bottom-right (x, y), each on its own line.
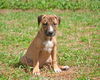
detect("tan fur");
top-left (20, 15), bottom-right (68, 75)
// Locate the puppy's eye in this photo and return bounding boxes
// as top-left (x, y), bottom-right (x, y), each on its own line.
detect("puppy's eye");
top-left (54, 23), bottom-right (57, 26)
top-left (43, 22), bottom-right (48, 25)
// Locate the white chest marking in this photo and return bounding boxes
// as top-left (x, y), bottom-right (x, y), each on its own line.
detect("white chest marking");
top-left (43, 40), bottom-right (54, 53)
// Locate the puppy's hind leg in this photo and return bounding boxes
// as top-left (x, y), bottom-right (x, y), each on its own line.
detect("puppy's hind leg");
top-left (20, 56), bottom-right (33, 66)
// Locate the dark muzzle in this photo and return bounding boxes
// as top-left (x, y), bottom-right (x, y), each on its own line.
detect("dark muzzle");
top-left (45, 30), bottom-right (56, 37)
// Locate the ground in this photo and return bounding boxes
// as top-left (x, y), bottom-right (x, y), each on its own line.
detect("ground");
top-left (0, 9), bottom-right (100, 80)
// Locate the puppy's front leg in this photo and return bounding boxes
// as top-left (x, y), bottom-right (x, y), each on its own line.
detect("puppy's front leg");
top-left (51, 46), bottom-right (62, 73)
top-left (32, 54), bottom-right (40, 75)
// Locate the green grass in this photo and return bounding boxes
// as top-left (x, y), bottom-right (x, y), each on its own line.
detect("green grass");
top-left (0, 9), bottom-right (100, 80)
top-left (0, 0), bottom-right (100, 10)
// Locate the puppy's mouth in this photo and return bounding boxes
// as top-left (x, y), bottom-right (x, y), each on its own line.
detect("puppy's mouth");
top-left (45, 30), bottom-right (56, 37)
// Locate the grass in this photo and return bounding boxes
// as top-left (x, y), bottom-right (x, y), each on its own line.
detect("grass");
top-left (0, 0), bottom-right (100, 10)
top-left (0, 9), bottom-right (100, 80)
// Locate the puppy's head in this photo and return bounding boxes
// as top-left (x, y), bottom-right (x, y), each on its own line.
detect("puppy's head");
top-left (38, 15), bottom-right (61, 37)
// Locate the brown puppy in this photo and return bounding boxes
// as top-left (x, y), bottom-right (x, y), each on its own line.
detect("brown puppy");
top-left (20, 15), bottom-right (69, 75)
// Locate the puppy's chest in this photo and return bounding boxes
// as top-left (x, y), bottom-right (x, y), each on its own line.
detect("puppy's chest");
top-left (43, 40), bottom-right (54, 53)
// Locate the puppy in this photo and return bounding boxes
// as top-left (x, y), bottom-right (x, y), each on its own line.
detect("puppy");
top-left (20, 15), bottom-right (69, 75)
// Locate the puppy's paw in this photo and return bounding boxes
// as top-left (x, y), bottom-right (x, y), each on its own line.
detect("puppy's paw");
top-left (60, 66), bottom-right (70, 70)
top-left (33, 70), bottom-right (40, 75)
top-left (33, 72), bottom-right (40, 75)
top-left (54, 68), bottom-right (62, 73)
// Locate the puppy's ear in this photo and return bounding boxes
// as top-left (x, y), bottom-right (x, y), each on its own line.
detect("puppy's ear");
top-left (54, 15), bottom-right (61, 24)
top-left (38, 15), bottom-right (43, 25)
top-left (58, 16), bottom-right (61, 24)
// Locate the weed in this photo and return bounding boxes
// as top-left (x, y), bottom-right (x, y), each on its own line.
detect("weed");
top-left (0, 0), bottom-right (100, 10)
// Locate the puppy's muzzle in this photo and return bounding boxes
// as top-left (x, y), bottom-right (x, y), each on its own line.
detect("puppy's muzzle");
top-left (45, 30), bottom-right (56, 37)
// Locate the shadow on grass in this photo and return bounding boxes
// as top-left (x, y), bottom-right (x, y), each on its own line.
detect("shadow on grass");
top-left (13, 61), bottom-right (33, 73)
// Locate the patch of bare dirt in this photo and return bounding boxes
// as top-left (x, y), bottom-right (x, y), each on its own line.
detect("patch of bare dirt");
top-left (0, 34), bottom-right (5, 40)
top-left (0, 9), bottom-right (22, 14)
top-left (0, 9), bottom-right (43, 14)
top-left (92, 77), bottom-right (100, 80)
top-left (40, 67), bottom-right (77, 80)
top-left (0, 9), bottom-right (96, 14)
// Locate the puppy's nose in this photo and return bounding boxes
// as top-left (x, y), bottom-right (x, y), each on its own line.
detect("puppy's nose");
top-left (45, 30), bottom-right (55, 37)
top-left (48, 31), bottom-right (53, 35)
